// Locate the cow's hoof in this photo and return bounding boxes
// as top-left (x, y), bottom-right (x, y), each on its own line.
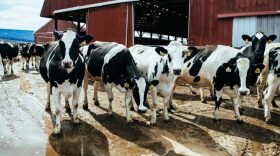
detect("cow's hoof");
top-left (21, 68), bottom-right (24, 71)
top-left (164, 119), bottom-right (170, 123)
top-left (239, 108), bottom-right (245, 115)
top-left (214, 119), bottom-right (221, 123)
top-left (45, 107), bottom-right (51, 112)
top-left (50, 132), bottom-right (62, 139)
top-left (65, 107), bottom-right (71, 113)
top-left (144, 103), bottom-right (150, 109)
top-left (168, 108), bottom-right (175, 114)
top-left (94, 100), bottom-right (100, 106)
top-left (73, 120), bottom-right (81, 125)
top-left (237, 119), bottom-right (244, 124)
top-left (272, 100), bottom-right (279, 108)
top-left (265, 118), bottom-right (271, 124)
top-left (201, 99), bottom-right (207, 104)
top-left (258, 104), bottom-right (264, 109)
top-left (130, 106), bottom-right (135, 112)
top-left (83, 105), bottom-right (88, 110)
top-left (4, 72), bottom-right (7, 75)
top-left (138, 109), bottom-right (147, 114)
top-left (147, 121), bottom-right (156, 126)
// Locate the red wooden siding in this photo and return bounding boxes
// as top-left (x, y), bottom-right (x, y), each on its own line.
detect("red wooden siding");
top-left (189, 0), bottom-right (233, 46)
top-left (189, 0), bottom-right (280, 46)
top-left (86, 3), bottom-right (133, 46)
top-left (34, 19), bottom-right (81, 43)
top-left (41, 0), bottom-right (110, 17)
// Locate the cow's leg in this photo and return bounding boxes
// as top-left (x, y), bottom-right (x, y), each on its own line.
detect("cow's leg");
top-left (264, 83), bottom-right (278, 123)
top-left (168, 83), bottom-right (177, 111)
top-left (231, 96), bottom-right (242, 122)
top-left (83, 72), bottom-right (89, 110)
top-left (10, 59), bottom-right (14, 74)
top-left (189, 85), bottom-right (197, 95)
top-left (257, 74), bottom-right (268, 108)
top-left (150, 87), bottom-right (158, 125)
top-left (22, 58), bottom-right (25, 70)
top-left (31, 56), bottom-right (34, 67)
top-left (45, 83), bottom-right (51, 111)
top-left (104, 84), bottom-right (114, 115)
top-left (6, 60), bottom-right (11, 75)
top-left (125, 89), bottom-right (133, 123)
top-left (93, 81), bottom-right (101, 106)
top-left (2, 59), bottom-right (8, 75)
top-left (200, 88), bottom-right (207, 103)
top-left (65, 98), bottom-right (71, 113)
top-left (26, 57), bottom-right (30, 69)
top-left (163, 92), bottom-right (171, 122)
top-left (213, 89), bottom-right (223, 120)
top-left (35, 56), bottom-right (40, 70)
top-left (72, 87), bottom-right (81, 124)
top-left (52, 87), bottom-right (62, 134)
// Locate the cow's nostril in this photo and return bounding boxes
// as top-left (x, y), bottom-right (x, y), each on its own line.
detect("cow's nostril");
top-left (173, 69), bottom-right (181, 75)
top-left (240, 91), bottom-right (247, 95)
top-left (63, 61), bottom-right (72, 68)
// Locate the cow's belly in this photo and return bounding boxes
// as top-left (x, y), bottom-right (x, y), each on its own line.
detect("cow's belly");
top-left (57, 80), bottom-right (78, 99)
top-left (179, 72), bottom-right (212, 88)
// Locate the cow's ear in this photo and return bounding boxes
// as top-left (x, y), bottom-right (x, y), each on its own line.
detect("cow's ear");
top-left (242, 34), bottom-right (252, 42)
top-left (267, 35), bottom-right (277, 43)
top-left (188, 46), bottom-right (198, 52)
top-left (54, 30), bottom-right (63, 40)
top-left (252, 63), bottom-right (265, 74)
top-left (155, 47), bottom-right (168, 56)
top-left (222, 63), bottom-right (235, 73)
top-left (78, 34), bottom-right (94, 44)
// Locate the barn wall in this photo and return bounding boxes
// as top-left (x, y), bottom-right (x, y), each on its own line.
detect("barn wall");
top-left (34, 19), bottom-right (81, 43)
top-left (188, 0), bottom-right (233, 46)
top-left (232, 17), bottom-right (257, 47)
top-left (87, 3), bottom-right (133, 46)
top-left (41, 0), bottom-right (110, 17)
top-left (189, 0), bottom-right (280, 46)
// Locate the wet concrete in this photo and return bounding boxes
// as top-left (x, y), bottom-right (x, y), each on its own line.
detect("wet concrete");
top-left (1, 60), bottom-right (280, 156)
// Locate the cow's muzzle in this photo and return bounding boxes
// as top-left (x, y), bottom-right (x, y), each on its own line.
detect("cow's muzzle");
top-left (239, 89), bottom-right (250, 96)
top-left (62, 61), bottom-right (73, 69)
top-left (173, 69), bottom-right (181, 75)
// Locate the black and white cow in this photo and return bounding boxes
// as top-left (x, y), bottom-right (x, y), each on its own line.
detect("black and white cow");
top-left (129, 41), bottom-right (186, 124)
top-left (263, 47), bottom-right (280, 123)
top-left (0, 42), bottom-right (19, 75)
top-left (82, 41), bottom-right (147, 123)
top-left (20, 43), bottom-right (32, 70)
top-left (29, 44), bottom-right (46, 70)
top-left (178, 45), bottom-right (264, 121)
top-left (197, 32), bottom-right (276, 105)
top-left (39, 29), bottom-right (93, 135)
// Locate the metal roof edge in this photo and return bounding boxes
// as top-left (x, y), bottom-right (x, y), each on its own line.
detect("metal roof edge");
top-left (53, 0), bottom-right (139, 14)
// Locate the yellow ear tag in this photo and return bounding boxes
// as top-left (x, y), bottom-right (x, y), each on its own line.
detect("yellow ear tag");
top-left (124, 83), bottom-right (129, 89)
top-left (159, 51), bottom-right (167, 56)
top-left (245, 39), bottom-right (249, 44)
top-left (255, 68), bottom-right (260, 74)
top-left (149, 85), bottom-right (154, 90)
top-left (268, 39), bottom-right (272, 44)
top-left (186, 50), bottom-right (192, 56)
top-left (80, 40), bottom-right (87, 46)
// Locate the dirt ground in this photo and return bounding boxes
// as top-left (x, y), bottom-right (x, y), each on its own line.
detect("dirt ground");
top-left (1, 60), bottom-right (280, 156)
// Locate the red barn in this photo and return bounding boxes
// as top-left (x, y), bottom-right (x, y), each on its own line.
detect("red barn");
top-left (39, 0), bottom-right (280, 47)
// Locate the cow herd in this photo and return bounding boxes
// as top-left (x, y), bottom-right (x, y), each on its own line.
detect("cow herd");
top-left (1, 28), bottom-right (280, 136)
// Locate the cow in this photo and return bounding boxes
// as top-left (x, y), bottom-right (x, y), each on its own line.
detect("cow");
top-left (176, 45), bottom-right (264, 122)
top-left (196, 32), bottom-right (277, 106)
top-left (263, 47), bottom-right (280, 123)
top-left (20, 43), bottom-right (32, 70)
top-left (82, 41), bottom-right (147, 123)
top-left (39, 28), bottom-right (93, 135)
top-left (0, 42), bottom-right (19, 75)
top-left (28, 43), bottom-right (46, 70)
top-left (129, 41), bottom-right (186, 124)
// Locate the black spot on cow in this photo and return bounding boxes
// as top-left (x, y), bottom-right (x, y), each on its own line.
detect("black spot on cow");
top-left (152, 62), bottom-right (158, 78)
top-left (160, 58), bottom-right (163, 63)
top-left (187, 62), bottom-right (191, 68)
top-left (188, 45), bottom-right (217, 77)
top-left (168, 54), bottom-right (172, 62)
top-left (155, 47), bottom-right (168, 56)
top-left (193, 76), bottom-right (200, 82)
top-left (138, 50), bottom-right (145, 54)
top-left (162, 60), bottom-right (169, 75)
top-left (150, 80), bottom-right (159, 87)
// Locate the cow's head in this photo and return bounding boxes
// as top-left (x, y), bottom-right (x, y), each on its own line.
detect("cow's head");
top-left (242, 32), bottom-right (277, 58)
top-left (222, 57), bottom-right (264, 95)
top-left (166, 41), bottom-right (186, 75)
top-left (54, 29), bottom-right (93, 71)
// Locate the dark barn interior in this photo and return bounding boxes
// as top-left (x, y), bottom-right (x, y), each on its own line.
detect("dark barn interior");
top-left (134, 0), bottom-right (189, 45)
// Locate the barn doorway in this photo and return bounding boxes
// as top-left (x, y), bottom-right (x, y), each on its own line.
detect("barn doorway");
top-left (134, 0), bottom-right (189, 45)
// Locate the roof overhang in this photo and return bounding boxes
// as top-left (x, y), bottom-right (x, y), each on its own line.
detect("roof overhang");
top-left (217, 10), bottom-right (280, 18)
top-left (54, 0), bottom-right (138, 14)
